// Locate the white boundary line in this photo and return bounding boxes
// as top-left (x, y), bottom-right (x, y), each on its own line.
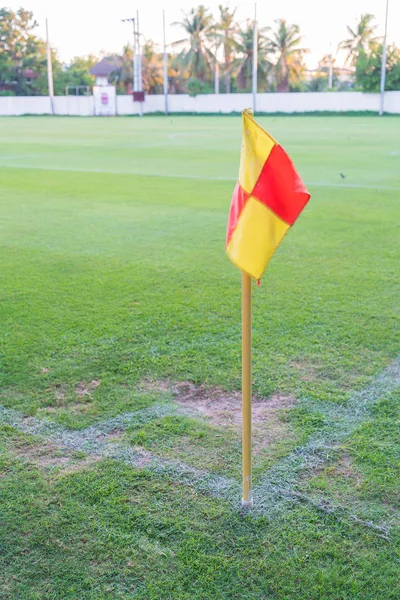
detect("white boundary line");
top-left (0, 355), bottom-right (399, 535)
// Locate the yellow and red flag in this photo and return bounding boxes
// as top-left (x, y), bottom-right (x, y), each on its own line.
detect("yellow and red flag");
top-left (226, 110), bottom-right (310, 279)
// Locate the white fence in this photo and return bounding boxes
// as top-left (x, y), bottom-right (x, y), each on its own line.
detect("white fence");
top-left (1, 91), bottom-right (400, 116)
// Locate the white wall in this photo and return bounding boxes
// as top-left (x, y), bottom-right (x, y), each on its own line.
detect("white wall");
top-left (0, 96), bottom-right (52, 115)
top-left (384, 91), bottom-right (400, 114)
top-left (256, 92), bottom-right (380, 113)
top-left (54, 96), bottom-right (94, 116)
top-left (1, 91), bottom-right (400, 116)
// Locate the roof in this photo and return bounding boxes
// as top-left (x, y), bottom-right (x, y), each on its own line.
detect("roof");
top-left (90, 58), bottom-right (119, 77)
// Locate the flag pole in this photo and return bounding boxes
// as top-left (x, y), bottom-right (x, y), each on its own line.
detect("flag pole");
top-left (241, 271), bottom-right (253, 507)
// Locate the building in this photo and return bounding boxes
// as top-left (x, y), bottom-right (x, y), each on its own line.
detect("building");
top-left (89, 58), bottom-right (119, 87)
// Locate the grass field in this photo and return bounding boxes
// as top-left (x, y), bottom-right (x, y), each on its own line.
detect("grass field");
top-left (0, 115), bottom-right (399, 599)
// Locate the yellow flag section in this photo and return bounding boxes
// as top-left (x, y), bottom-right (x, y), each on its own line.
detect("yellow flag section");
top-left (226, 110), bottom-right (310, 279)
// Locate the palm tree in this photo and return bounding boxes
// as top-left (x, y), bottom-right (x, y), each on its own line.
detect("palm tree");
top-left (167, 53), bottom-right (187, 94)
top-left (339, 13), bottom-right (377, 66)
top-left (104, 47), bottom-right (129, 93)
top-left (267, 19), bottom-right (307, 93)
top-left (142, 40), bottom-right (163, 94)
top-left (211, 5), bottom-right (238, 93)
top-left (172, 5), bottom-right (214, 82)
top-left (234, 21), bottom-right (271, 91)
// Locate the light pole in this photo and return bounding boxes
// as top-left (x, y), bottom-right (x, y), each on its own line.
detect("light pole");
top-left (328, 42), bottom-right (333, 89)
top-left (379, 0), bottom-right (389, 116)
top-left (163, 10), bottom-right (168, 115)
top-left (45, 18), bottom-right (54, 114)
top-left (252, 2), bottom-right (258, 113)
top-left (122, 15), bottom-right (143, 116)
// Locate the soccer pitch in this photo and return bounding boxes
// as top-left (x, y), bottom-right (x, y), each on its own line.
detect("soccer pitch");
top-left (0, 115), bottom-right (399, 599)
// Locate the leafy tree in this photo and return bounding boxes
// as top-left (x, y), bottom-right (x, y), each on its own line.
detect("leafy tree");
top-left (267, 19), bottom-right (307, 93)
top-left (172, 5), bottom-right (214, 82)
top-left (63, 55), bottom-right (97, 92)
top-left (355, 42), bottom-right (400, 92)
top-left (211, 5), bottom-right (238, 93)
top-left (234, 21), bottom-right (270, 91)
top-left (107, 45), bottom-right (132, 94)
top-left (340, 13), bottom-right (377, 66)
top-left (0, 7), bottom-right (47, 95)
top-left (167, 53), bottom-right (187, 94)
top-left (108, 42), bottom-right (164, 95)
top-left (187, 77), bottom-right (204, 96)
top-left (142, 41), bottom-right (163, 94)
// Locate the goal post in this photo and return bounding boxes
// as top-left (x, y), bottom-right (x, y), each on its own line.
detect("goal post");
top-left (65, 86), bottom-right (91, 96)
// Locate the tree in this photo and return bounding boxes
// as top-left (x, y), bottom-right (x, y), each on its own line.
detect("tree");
top-left (167, 53), bottom-right (187, 94)
top-left (172, 5), bottom-right (214, 82)
top-left (0, 7), bottom-right (47, 95)
top-left (107, 45), bottom-right (132, 94)
top-left (211, 5), bottom-right (238, 93)
top-left (50, 55), bottom-right (97, 95)
top-left (267, 19), bottom-right (307, 93)
top-left (340, 13), bottom-right (377, 66)
top-left (142, 41), bottom-right (163, 94)
top-left (234, 21), bottom-right (270, 91)
top-left (356, 42), bottom-right (400, 92)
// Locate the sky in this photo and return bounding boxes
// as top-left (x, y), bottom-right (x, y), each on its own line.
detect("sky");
top-left (6, 0), bottom-right (399, 69)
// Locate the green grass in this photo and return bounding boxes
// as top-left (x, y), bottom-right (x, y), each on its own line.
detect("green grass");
top-left (0, 115), bottom-right (399, 598)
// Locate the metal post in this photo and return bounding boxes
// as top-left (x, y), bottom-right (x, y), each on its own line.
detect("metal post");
top-left (132, 19), bottom-right (138, 94)
top-left (122, 19), bottom-right (137, 95)
top-left (215, 61), bottom-right (220, 94)
top-left (379, 0), bottom-right (389, 116)
top-left (328, 56), bottom-right (333, 89)
top-left (45, 18), bottom-right (54, 115)
top-left (252, 2), bottom-right (258, 113)
top-left (136, 10), bottom-right (143, 116)
top-left (328, 42), bottom-right (333, 89)
top-left (163, 10), bottom-right (168, 115)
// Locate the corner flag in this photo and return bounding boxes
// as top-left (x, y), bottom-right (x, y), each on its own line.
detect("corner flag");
top-left (226, 110), bottom-right (310, 280)
top-left (227, 110), bottom-right (310, 508)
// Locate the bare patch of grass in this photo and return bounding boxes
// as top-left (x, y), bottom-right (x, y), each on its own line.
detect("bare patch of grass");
top-left (56, 455), bottom-right (101, 477)
top-left (11, 438), bottom-right (102, 475)
top-left (142, 379), bottom-right (296, 451)
top-left (75, 380), bottom-right (101, 399)
top-left (300, 451), bottom-right (365, 507)
top-left (13, 440), bottom-right (72, 468)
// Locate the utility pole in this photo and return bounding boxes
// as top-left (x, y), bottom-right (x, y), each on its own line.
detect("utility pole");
top-left (328, 42), bottom-right (333, 89)
top-left (163, 10), bottom-right (168, 115)
top-left (136, 10), bottom-right (143, 116)
top-left (122, 15), bottom-right (143, 116)
top-left (379, 0), bottom-right (389, 116)
top-left (45, 18), bottom-right (54, 115)
top-left (252, 2), bottom-right (258, 113)
top-left (215, 61), bottom-right (220, 94)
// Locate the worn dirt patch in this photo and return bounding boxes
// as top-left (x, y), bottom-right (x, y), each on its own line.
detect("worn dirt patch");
top-left (289, 359), bottom-right (322, 382)
top-left (70, 402), bottom-right (94, 414)
top-left (143, 380), bottom-right (296, 449)
top-left (56, 455), bottom-right (101, 477)
top-left (12, 440), bottom-right (102, 474)
top-left (172, 381), bottom-right (294, 425)
top-left (301, 452), bottom-right (363, 486)
top-left (76, 380), bottom-right (101, 398)
top-left (327, 453), bottom-right (362, 483)
top-left (14, 441), bottom-right (72, 468)
top-left (100, 429), bottom-right (125, 444)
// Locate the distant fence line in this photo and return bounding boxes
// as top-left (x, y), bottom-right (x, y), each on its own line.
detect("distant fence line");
top-left (1, 92), bottom-right (400, 116)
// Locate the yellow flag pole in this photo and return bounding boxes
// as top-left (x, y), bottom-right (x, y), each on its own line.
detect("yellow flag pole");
top-left (241, 271), bottom-right (253, 507)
